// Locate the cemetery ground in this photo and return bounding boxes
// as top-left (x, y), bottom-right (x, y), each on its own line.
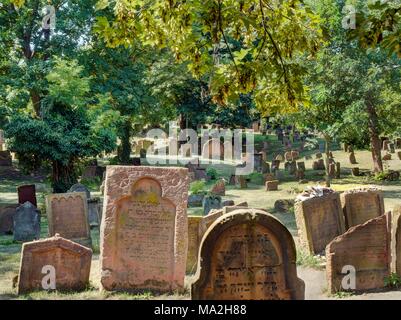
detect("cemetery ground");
top-left (1, 134), bottom-right (401, 300)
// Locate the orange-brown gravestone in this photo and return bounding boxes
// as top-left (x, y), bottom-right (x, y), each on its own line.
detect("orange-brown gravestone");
top-left (295, 189), bottom-right (345, 255)
top-left (192, 209), bottom-right (304, 300)
top-left (340, 187), bottom-right (385, 230)
top-left (326, 213), bottom-right (390, 294)
top-left (100, 166), bottom-right (189, 293)
top-left (17, 235), bottom-right (92, 294)
top-left (46, 192), bottom-right (91, 248)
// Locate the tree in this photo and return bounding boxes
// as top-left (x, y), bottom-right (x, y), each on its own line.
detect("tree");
top-left (4, 58), bottom-right (116, 192)
top-left (94, 0), bottom-right (322, 112)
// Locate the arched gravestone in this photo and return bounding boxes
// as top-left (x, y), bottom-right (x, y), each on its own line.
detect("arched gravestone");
top-left (100, 166), bottom-right (189, 293)
top-left (192, 209), bottom-right (305, 300)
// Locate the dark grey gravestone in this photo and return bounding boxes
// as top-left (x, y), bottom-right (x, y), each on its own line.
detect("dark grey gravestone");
top-left (87, 198), bottom-right (101, 228)
top-left (13, 202), bottom-right (40, 242)
top-left (202, 196), bottom-right (222, 215)
top-left (68, 183), bottom-right (91, 200)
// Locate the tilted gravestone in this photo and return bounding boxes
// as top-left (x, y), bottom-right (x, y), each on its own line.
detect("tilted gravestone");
top-left (100, 166), bottom-right (189, 293)
top-left (46, 192), bottom-right (91, 248)
top-left (210, 179), bottom-right (225, 196)
top-left (13, 202), bottom-right (41, 242)
top-left (326, 213), bottom-right (390, 294)
top-left (17, 185), bottom-right (37, 207)
top-left (17, 235), bottom-right (92, 294)
top-left (340, 187), bottom-right (385, 230)
top-left (295, 188), bottom-right (345, 255)
top-left (191, 209), bottom-right (305, 300)
top-left (0, 204), bottom-right (18, 235)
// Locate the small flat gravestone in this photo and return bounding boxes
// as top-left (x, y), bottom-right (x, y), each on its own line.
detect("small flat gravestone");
top-left (340, 187), bottom-right (385, 230)
top-left (326, 213), bottom-right (390, 294)
top-left (13, 202), bottom-right (41, 242)
top-left (100, 166), bottom-right (189, 293)
top-left (0, 204), bottom-right (19, 235)
top-left (295, 187), bottom-right (345, 255)
top-left (46, 192), bottom-right (92, 248)
top-left (17, 235), bottom-right (92, 294)
top-left (191, 209), bottom-right (305, 300)
top-left (17, 185), bottom-right (37, 207)
top-left (0, 150), bottom-right (12, 166)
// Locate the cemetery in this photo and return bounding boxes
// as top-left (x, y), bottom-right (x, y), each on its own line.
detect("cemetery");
top-left (1, 0), bottom-right (401, 302)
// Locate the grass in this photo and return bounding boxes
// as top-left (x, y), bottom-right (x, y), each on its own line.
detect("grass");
top-left (296, 250), bottom-right (326, 270)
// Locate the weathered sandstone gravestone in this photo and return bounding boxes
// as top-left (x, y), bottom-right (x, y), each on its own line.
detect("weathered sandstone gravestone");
top-left (187, 216), bottom-right (202, 274)
top-left (340, 187), bottom-right (385, 230)
top-left (391, 205), bottom-right (401, 275)
top-left (349, 152), bottom-right (357, 164)
top-left (68, 183), bottom-right (91, 200)
top-left (0, 204), bottom-right (18, 234)
top-left (0, 150), bottom-right (12, 166)
top-left (192, 209), bottom-right (305, 300)
top-left (100, 166), bottom-right (189, 293)
top-left (17, 185), bottom-right (37, 207)
top-left (383, 153), bottom-right (392, 161)
top-left (203, 195), bottom-right (222, 215)
top-left (17, 235), bottom-right (92, 294)
top-left (210, 179), bottom-right (225, 196)
top-left (46, 192), bottom-right (91, 248)
top-left (326, 213), bottom-right (390, 294)
top-left (13, 202), bottom-right (41, 242)
top-left (295, 187), bottom-right (345, 255)
top-left (266, 180), bottom-right (279, 191)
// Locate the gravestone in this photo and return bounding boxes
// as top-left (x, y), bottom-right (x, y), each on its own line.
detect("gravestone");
top-left (392, 206), bottom-right (401, 275)
top-left (383, 140), bottom-right (390, 151)
top-left (335, 162), bottom-right (341, 179)
top-left (100, 166), bottom-right (189, 293)
top-left (203, 195), bottom-right (222, 215)
top-left (87, 198), bottom-right (101, 228)
top-left (326, 214), bottom-right (390, 294)
top-left (313, 159), bottom-right (325, 170)
top-left (222, 200), bottom-right (235, 207)
top-left (46, 192), bottom-right (91, 248)
top-left (13, 202), bottom-right (41, 242)
top-left (389, 143), bottom-right (396, 154)
top-left (17, 185), bottom-right (37, 207)
top-left (192, 209), bottom-right (305, 300)
top-left (188, 194), bottom-right (205, 208)
top-left (296, 169), bottom-right (305, 180)
top-left (254, 153), bottom-right (263, 173)
top-left (295, 188), bottom-right (345, 255)
top-left (210, 179), bottom-right (225, 196)
top-left (349, 152), bottom-right (357, 164)
top-left (264, 173), bottom-right (275, 182)
top-left (195, 168), bottom-right (209, 181)
top-left (0, 150), bottom-right (12, 166)
top-left (266, 180), bottom-right (279, 191)
top-left (68, 183), bottom-right (91, 200)
top-left (383, 154), bottom-right (392, 161)
top-left (238, 176), bottom-right (247, 189)
top-left (340, 187), bottom-right (385, 230)
top-left (229, 175), bottom-right (236, 185)
top-left (187, 216), bottom-right (202, 274)
top-left (0, 204), bottom-right (18, 235)
top-left (398, 151), bottom-right (401, 160)
top-left (328, 163), bottom-right (336, 178)
top-left (17, 235), bottom-right (92, 294)
top-left (297, 162), bottom-right (306, 172)
top-left (351, 167), bottom-right (360, 176)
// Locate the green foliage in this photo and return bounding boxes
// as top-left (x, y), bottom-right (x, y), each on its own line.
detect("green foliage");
top-left (95, 0), bottom-right (323, 112)
top-left (189, 180), bottom-right (207, 195)
top-left (384, 273), bottom-right (401, 289)
top-left (296, 250), bottom-right (325, 270)
top-left (206, 167), bottom-right (218, 180)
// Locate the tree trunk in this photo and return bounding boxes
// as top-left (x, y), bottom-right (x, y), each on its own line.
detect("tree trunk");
top-left (118, 119), bottom-right (132, 164)
top-left (52, 160), bottom-right (77, 193)
top-left (324, 134), bottom-right (331, 188)
top-left (366, 102), bottom-right (383, 173)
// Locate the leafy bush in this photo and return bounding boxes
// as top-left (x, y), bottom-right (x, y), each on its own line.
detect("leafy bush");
top-left (206, 167), bottom-right (218, 180)
top-left (384, 273), bottom-right (401, 289)
top-left (190, 180), bottom-right (206, 195)
top-left (374, 170), bottom-right (400, 182)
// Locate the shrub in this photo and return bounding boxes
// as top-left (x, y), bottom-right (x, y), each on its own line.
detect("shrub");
top-left (190, 180), bottom-right (206, 195)
top-left (206, 167), bottom-right (218, 180)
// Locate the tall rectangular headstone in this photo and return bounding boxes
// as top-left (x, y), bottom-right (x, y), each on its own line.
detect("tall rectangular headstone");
top-left (295, 189), bottom-right (345, 255)
top-left (187, 216), bottom-right (202, 274)
top-left (46, 192), bottom-right (91, 248)
top-left (100, 166), bottom-right (189, 293)
top-left (13, 202), bottom-right (41, 242)
top-left (0, 204), bottom-right (18, 235)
